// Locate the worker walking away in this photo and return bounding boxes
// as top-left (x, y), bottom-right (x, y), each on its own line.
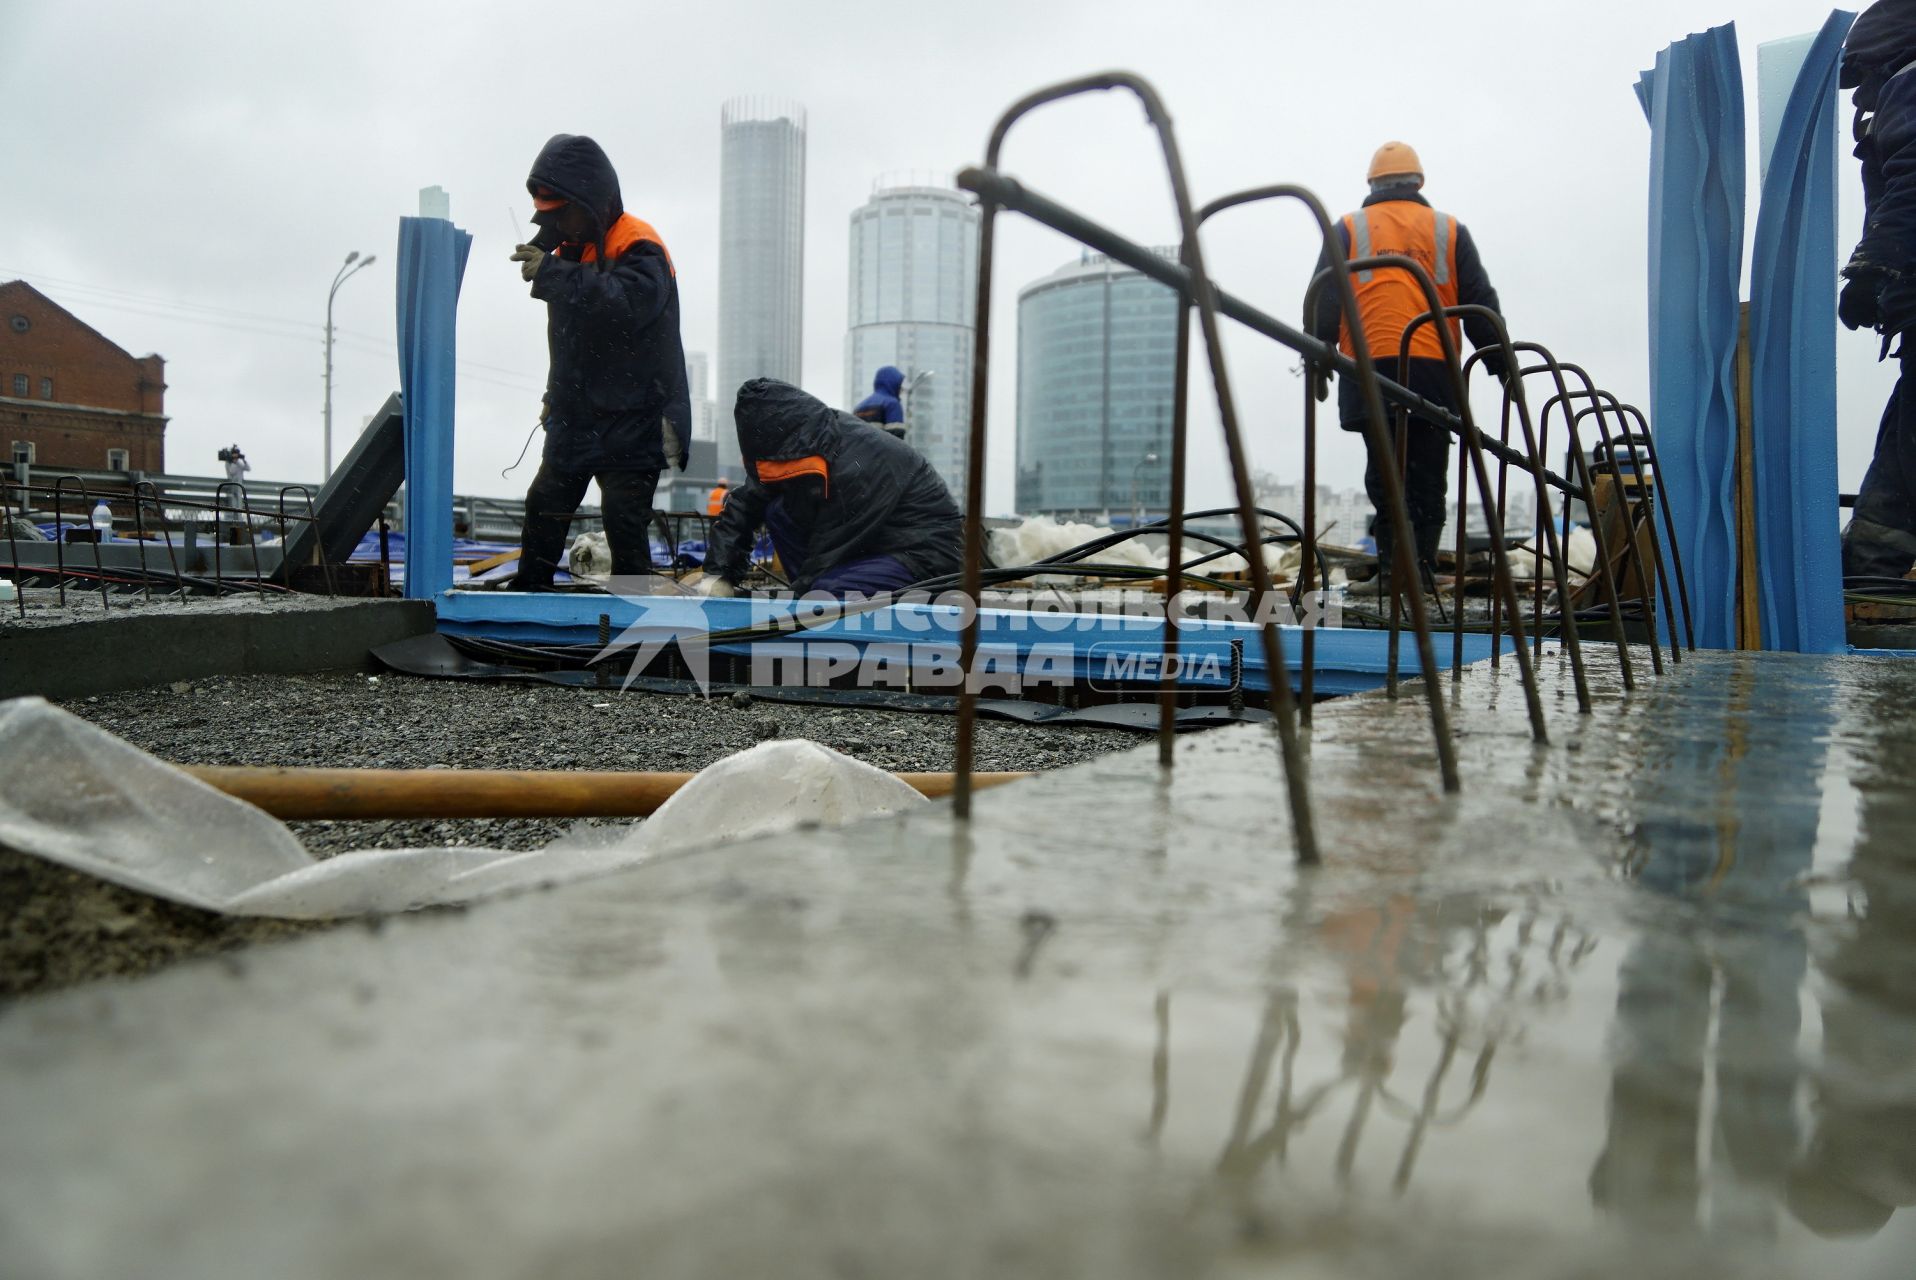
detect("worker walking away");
top-left (507, 133), bottom-right (690, 589)
top-left (1841, 1), bottom-right (1916, 581)
top-left (852, 365), bottom-right (909, 439)
top-left (702, 379), bottom-right (961, 597)
top-left (1310, 141), bottom-right (1507, 593)
top-left (707, 479), bottom-right (729, 517)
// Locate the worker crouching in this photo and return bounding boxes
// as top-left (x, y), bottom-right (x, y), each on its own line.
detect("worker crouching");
top-left (701, 380), bottom-right (961, 598)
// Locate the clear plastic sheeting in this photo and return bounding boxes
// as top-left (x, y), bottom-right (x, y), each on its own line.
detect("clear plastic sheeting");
top-left (0, 698), bottom-right (926, 920)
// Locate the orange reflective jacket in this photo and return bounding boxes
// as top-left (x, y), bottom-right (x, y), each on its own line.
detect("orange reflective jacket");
top-left (1337, 201), bottom-right (1460, 362)
top-left (707, 485), bottom-right (728, 517)
top-left (755, 455), bottom-right (830, 496)
top-left (579, 214), bottom-right (676, 275)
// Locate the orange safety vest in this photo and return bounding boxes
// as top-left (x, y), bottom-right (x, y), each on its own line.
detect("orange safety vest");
top-left (707, 485), bottom-right (728, 516)
top-left (1337, 202), bottom-right (1461, 363)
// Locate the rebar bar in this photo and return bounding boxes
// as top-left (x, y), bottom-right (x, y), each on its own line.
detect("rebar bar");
top-left (951, 71), bottom-right (1318, 860)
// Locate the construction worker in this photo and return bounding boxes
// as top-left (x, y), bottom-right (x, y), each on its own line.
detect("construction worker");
top-left (507, 134), bottom-right (690, 589)
top-left (707, 480), bottom-right (729, 517)
top-left (1310, 141), bottom-right (1506, 590)
top-left (1840, 1), bottom-right (1916, 582)
top-left (702, 379), bottom-right (961, 597)
top-left (853, 365), bottom-right (909, 439)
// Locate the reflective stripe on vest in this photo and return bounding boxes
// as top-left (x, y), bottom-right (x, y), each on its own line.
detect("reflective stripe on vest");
top-left (1338, 203), bottom-right (1462, 362)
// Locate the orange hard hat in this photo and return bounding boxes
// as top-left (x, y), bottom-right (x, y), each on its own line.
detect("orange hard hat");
top-left (1367, 141), bottom-right (1424, 185)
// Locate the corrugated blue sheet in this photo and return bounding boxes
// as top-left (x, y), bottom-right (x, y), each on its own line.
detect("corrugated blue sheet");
top-left (396, 217), bottom-right (472, 601)
top-left (1748, 12), bottom-right (1852, 654)
top-left (1637, 24), bottom-right (1746, 650)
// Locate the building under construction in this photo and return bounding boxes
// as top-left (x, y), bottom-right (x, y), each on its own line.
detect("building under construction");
top-left (5, 27), bottom-right (1916, 1280)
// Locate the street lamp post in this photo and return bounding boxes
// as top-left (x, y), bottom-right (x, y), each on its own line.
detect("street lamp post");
top-left (902, 368), bottom-right (935, 421)
top-left (1131, 451), bottom-right (1161, 529)
top-left (324, 250), bottom-right (376, 478)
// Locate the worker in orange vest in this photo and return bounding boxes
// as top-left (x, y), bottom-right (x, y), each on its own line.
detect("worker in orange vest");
top-left (1310, 142), bottom-right (1506, 591)
top-left (707, 480), bottom-right (729, 517)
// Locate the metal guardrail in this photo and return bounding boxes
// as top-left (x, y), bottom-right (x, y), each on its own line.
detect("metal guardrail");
top-left (4, 465), bottom-right (596, 544)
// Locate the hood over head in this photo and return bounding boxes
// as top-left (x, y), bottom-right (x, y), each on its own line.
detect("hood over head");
top-left (734, 379), bottom-right (843, 468)
top-left (1844, 1), bottom-right (1916, 94)
top-left (872, 365), bottom-right (905, 397)
top-left (527, 134), bottom-right (624, 244)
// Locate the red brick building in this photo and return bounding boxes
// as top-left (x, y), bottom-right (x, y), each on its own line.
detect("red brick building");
top-left (1, 280), bottom-right (168, 474)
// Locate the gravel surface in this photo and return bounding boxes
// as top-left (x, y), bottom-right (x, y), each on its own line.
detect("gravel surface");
top-left (5, 672), bottom-right (1139, 999)
top-left (59, 671), bottom-right (1136, 852)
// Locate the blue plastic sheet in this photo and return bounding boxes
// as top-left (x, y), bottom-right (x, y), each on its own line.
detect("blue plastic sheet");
top-left (1638, 24), bottom-right (1746, 651)
top-left (395, 217), bottom-right (472, 601)
top-left (1748, 12), bottom-right (1853, 654)
top-left (434, 592), bottom-right (1515, 700)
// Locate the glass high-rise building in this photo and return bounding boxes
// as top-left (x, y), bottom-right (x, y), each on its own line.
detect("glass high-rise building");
top-left (844, 183), bottom-right (979, 497)
top-left (1016, 249), bottom-right (1178, 519)
top-left (717, 97), bottom-right (806, 478)
top-left (684, 349), bottom-right (716, 442)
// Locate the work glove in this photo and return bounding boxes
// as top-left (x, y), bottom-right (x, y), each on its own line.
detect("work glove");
top-left (510, 244), bottom-right (547, 284)
top-left (1475, 346), bottom-right (1511, 386)
top-left (1840, 271), bottom-right (1883, 331)
top-left (701, 577), bottom-right (737, 598)
top-left (1309, 363), bottom-right (1331, 403)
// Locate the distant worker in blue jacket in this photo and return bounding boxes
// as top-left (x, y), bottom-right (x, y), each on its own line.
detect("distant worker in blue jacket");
top-left (852, 365), bottom-right (909, 439)
top-left (1840, 1), bottom-right (1916, 582)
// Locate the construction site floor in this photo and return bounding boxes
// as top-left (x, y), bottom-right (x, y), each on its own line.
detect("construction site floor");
top-left (3, 645), bottom-right (1914, 1278)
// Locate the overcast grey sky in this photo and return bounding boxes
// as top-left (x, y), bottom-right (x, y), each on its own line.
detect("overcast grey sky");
top-left (0, 0), bottom-right (1889, 516)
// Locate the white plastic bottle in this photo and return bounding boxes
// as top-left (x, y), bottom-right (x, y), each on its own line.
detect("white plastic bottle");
top-left (91, 499), bottom-right (114, 537)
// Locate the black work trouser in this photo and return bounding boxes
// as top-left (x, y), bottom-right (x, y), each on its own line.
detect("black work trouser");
top-left (517, 465), bottom-right (660, 584)
top-left (1363, 416), bottom-right (1452, 578)
top-left (1844, 348), bottom-right (1916, 580)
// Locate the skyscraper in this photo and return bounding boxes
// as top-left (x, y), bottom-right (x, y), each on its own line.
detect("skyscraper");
top-left (684, 349), bottom-right (717, 442)
top-left (716, 97), bottom-right (806, 478)
top-left (1016, 249), bottom-right (1179, 520)
top-left (844, 183), bottom-right (979, 496)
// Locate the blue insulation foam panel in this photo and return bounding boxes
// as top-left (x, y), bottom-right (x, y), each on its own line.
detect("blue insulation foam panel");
top-left (1638, 24), bottom-right (1746, 650)
top-left (1749, 11), bottom-right (1853, 654)
top-left (396, 216), bottom-right (472, 601)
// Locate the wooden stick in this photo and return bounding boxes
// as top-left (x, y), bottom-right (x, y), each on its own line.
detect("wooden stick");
top-left (182, 765), bottom-right (1030, 821)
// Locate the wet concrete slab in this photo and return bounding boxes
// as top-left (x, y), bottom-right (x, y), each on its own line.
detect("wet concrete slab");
top-left (2, 645), bottom-right (1914, 1278)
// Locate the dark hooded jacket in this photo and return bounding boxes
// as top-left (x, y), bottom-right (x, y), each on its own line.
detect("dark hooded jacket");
top-left (852, 365), bottom-right (906, 425)
top-left (1845, 3), bottom-right (1916, 340)
top-left (704, 379), bottom-right (962, 592)
top-left (525, 133), bottom-right (691, 471)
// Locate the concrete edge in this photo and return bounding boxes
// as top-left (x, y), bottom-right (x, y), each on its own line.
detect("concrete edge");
top-left (0, 601), bottom-right (437, 700)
